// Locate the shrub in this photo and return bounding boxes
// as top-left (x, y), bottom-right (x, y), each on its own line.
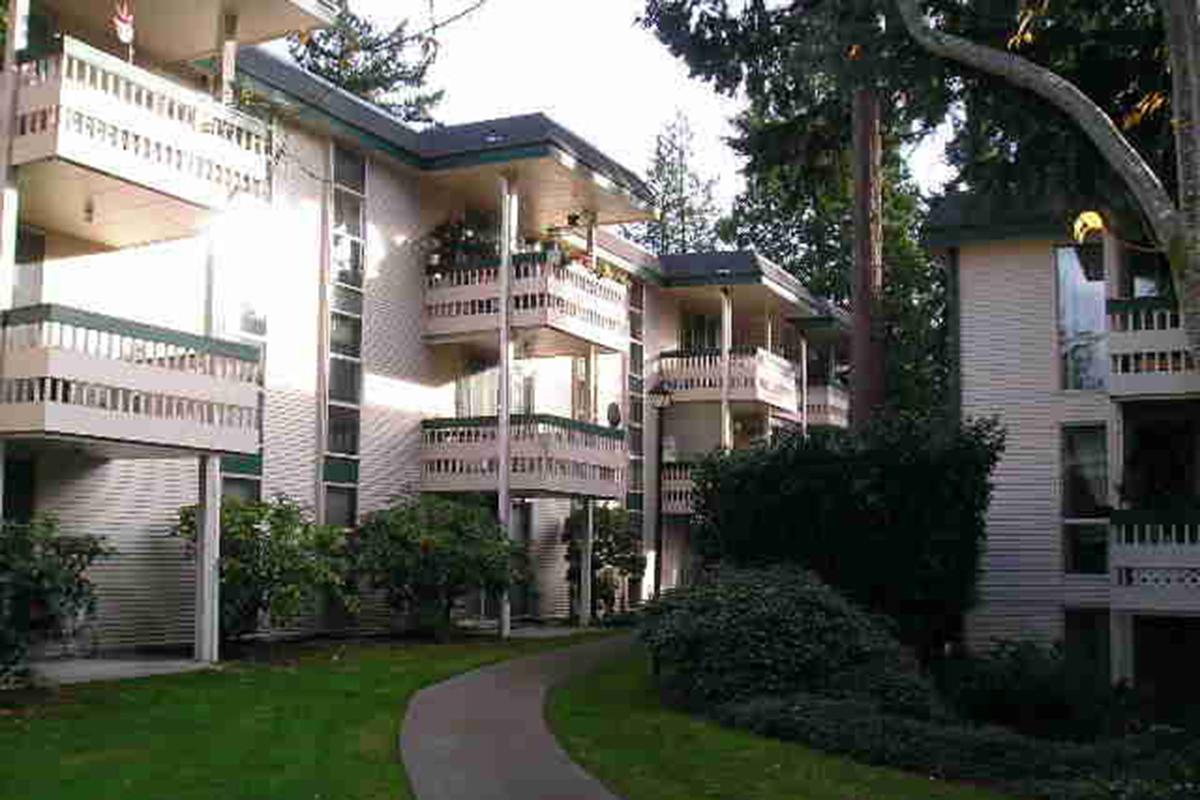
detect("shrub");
top-left (714, 693), bottom-right (1197, 799)
top-left (691, 413), bottom-right (1004, 655)
top-left (1, 517), bottom-right (107, 682)
top-left (563, 505), bottom-right (645, 620)
top-left (354, 495), bottom-right (526, 638)
top-left (638, 565), bottom-right (941, 717)
top-left (175, 497), bottom-right (354, 640)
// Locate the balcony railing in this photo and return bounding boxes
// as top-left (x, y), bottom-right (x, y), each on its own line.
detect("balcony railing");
top-left (14, 36), bottom-right (271, 210)
top-left (658, 347), bottom-right (799, 413)
top-left (424, 252), bottom-right (630, 353)
top-left (662, 462), bottom-right (696, 516)
top-left (1110, 509), bottom-right (1200, 611)
top-left (806, 383), bottom-right (849, 428)
top-left (0, 304), bottom-right (261, 454)
top-left (1107, 298), bottom-right (1200, 396)
top-left (421, 413), bottom-right (627, 498)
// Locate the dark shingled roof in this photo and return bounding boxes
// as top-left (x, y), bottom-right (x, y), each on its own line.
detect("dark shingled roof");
top-left (659, 251), bottom-right (811, 301)
top-left (924, 191), bottom-right (1076, 247)
top-left (236, 48), bottom-right (651, 203)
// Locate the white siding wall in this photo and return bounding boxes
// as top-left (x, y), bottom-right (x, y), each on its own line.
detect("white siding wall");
top-left (959, 239), bottom-right (1110, 648)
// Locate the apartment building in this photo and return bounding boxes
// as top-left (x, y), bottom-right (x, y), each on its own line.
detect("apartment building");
top-left (0, 1), bottom-right (845, 661)
top-left (928, 193), bottom-right (1200, 707)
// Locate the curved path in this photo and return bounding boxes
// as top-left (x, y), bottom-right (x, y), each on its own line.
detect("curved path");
top-left (401, 635), bottom-right (632, 800)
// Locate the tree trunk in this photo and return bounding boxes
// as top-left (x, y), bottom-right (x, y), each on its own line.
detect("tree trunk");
top-left (851, 87), bottom-right (886, 429)
top-left (894, 0), bottom-right (1200, 349)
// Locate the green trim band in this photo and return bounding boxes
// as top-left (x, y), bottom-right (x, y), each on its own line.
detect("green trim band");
top-left (422, 413), bottom-right (625, 441)
top-left (323, 456), bottom-right (360, 484)
top-left (1, 304), bottom-right (262, 363)
top-left (1106, 297), bottom-right (1177, 315)
top-left (1111, 509), bottom-right (1200, 526)
top-left (223, 454), bottom-right (263, 476)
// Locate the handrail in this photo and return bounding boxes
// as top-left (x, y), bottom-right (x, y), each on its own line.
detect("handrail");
top-left (1, 304), bottom-right (261, 363)
top-left (1111, 508), bottom-right (1200, 526)
top-left (1107, 297), bottom-right (1177, 315)
top-left (422, 413), bottom-right (626, 441)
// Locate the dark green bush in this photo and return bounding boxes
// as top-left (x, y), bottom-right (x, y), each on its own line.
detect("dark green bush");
top-left (638, 565), bottom-right (941, 717)
top-left (1, 517), bottom-right (108, 682)
top-left (714, 693), bottom-right (1197, 799)
top-left (934, 640), bottom-right (1142, 741)
top-left (175, 497), bottom-right (355, 640)
top-left (691, 414), bottom-right (1004, 654)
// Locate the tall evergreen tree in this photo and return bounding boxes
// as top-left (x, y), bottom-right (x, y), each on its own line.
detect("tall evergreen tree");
top-left (290, 7), bottom-right (445, 124)
top-left (626, 112), bottom-right (721, 255)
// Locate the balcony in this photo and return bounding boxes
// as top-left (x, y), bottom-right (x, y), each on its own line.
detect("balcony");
top-left (421, 414), bottom-right (626, 499)
top-left (806, 383), bottom-right (849, 428)
top-left (1107, 298), bottom-right (1200, 397)
top-left (0, 305), bottom-right (261, 454)
top-left (662, 462), bottom-right (696, 516)
top-left (13, 37), bottom-right (271, 246)
top-left (658, 347), bottom-right (799, 414)
top-left (425, 252), bottom-right (630, 355)
top-left (1110, 510), bottom-right (1200, 612)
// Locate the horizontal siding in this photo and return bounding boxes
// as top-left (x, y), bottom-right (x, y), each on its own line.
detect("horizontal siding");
top-left (959, 239), bottom-right (1110, 649)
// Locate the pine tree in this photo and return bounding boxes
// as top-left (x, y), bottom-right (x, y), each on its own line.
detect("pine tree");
top-left (290, 8), bottom-right (445, 124)
top-left (626, 113), bottom-right (720, 255)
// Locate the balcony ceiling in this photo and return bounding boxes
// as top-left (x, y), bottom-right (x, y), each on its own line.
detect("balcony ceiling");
top-left (423, 152), bottom-right (655, 235)
top-left (18, 160), bottom-right (209, 248)
top-left (44, 0), bottom-right (333, 64)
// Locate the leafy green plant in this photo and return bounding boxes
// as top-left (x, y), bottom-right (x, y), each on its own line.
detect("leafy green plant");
top-left (354, 495), bottom-right (526, 639)
top-left (639, 565), bottom-right (940, 718)
top-left (175, 497), bottom-right (355, 641)
top-left (1, 517), bottom-right (108, 682)
top-left (563, 505), bottom-right (646, 620)
top-left (691, 413), bottom-right (1005, 656)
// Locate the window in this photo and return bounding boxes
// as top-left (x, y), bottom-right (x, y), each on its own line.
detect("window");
top-left (222, 476), bottom-right (261, 503)
top-left (325, 486), bottom-right (357, 527)
top-left (1064, 609), bottom-right (1110, 687)
top-left (329, 358), bottom-right (361, 403)
top-left (328, 405), bottom-right (360, 455)
top-left (331, 313), bottom-right (362, 358)
top-left (1062, 425), bottom-right (1109, 574)
top-left (1057, 245), bottom-right (1107, 390)
top-left (333, 285), bottom-right (364, 316)
top-left (682, 314), bottom-right (720, 352)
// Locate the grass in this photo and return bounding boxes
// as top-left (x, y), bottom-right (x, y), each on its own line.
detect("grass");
top-left (0, 633), bottom-right (603, 800)
top-left (547, 655), bottom-right (1014, 800)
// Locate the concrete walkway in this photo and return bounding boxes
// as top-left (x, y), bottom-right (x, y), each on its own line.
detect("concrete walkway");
top-left (402, 635), bottom-right (632, 800)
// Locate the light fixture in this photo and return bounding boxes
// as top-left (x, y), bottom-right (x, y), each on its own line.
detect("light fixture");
top-left (84, 197), bottom-right (95, 224)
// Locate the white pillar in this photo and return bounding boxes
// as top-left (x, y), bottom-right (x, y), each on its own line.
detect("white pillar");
top-left (0, 0), bottom-right (29, 314)
top-left (218, 13), bottom-right (239, 106)
top-left (800, 335), bottom-right (809, 436)
top-left (1110, 610), bottom-right (1134, 686)
top-left (720, 287), bottom-right (733, 450)
top-left (195, 455), bottom-right (221, 663)
top-left (497, 176), bottom-right (516, 639)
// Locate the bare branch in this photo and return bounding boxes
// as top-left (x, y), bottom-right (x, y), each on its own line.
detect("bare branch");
top-left (893, 0), bottom-right (1181, 249)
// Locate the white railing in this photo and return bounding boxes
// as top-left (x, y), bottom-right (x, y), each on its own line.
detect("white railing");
top-left (806, 384), bottom-right (850, 428)
top-left (662, 462), bottom-right (696, 516)
top-left (425, 254), bottom-right (630, 352)
top-left (1110, 511), bottom-right (1200, 610)
top-left (658, 347), bottom-right (800, 412)
top-left (1107, 298), bottom-right (1200, 395)
top-left (14, 36), bottom-right (271, 207)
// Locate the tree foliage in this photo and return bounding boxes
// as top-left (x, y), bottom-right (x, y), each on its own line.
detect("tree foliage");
top-left (624, 112), bottom-right (721, 255)
top-left (1, 518), bottom-right (108, 682)
top-left (289, 7), bottom-right (445, 124)
top-left (562, 505), bottom-right (646, 618)
top-left (175, 497), bottom-right (354, 641)
top-left (690, 414), bottom-right (1005, 654)
top-left (354, 495), bottom-right (526, 637)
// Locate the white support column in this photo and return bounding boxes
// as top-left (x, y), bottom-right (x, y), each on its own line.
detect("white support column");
top-left (720, 287), bottom-right (733, 450)
top-left (195, 455), bottom-right (221, 663)
top-left (218, 12), bottom-right (239, 106)
top-left (800, 335), bottom-right (809, 436)
top-left (1110, 610), bottom-right (1134, 686)
top-left (497, 176), bottom-right (516, 639)
top-left (0, 0), bottom-right (29, 314)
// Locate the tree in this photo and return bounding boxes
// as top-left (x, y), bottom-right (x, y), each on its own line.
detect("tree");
top-left (625, 112), bottom-right (721, 254)
top-left (354, 495), bottom-right (526, 638)
top-left (175, 497), bottom-right (355, 641)
top-left (289, 7), bottom-right (446, 124)
top-left (562, 506), bottom-right (646, 619)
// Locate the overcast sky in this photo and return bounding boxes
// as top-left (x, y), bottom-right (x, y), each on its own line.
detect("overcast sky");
top-left (353, 0), bottom-right (953, 208)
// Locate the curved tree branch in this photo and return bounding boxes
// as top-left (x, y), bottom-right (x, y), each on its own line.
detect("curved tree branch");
top-left (894, 0), bottom-right (1181, 249)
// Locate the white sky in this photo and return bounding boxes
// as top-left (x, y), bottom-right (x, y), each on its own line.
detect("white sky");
top-left (353, 0), bottom-right (953, 208)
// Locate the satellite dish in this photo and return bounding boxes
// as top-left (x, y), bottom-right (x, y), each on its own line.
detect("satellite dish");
top-left (607, 402), bottom-right (622, 428)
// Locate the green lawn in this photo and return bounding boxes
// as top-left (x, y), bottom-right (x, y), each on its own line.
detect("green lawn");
top-left (547, 655), bottom-right (1013, 800)
top-left (0, 634), bottom-right (601, 800)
